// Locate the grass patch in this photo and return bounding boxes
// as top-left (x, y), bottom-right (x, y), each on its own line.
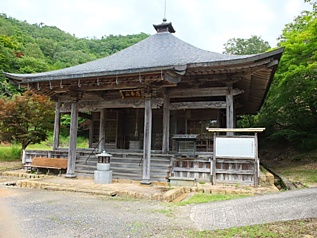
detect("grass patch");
top-left (260, 165), bottom-right (268, 174)
top-left (181, 218), bottom-right (317, 238)
top-left (27, 136), bottom-right (89, 150)
top-left (260, 147), bottom-right (317, 187)
top-left (0, 135), bottom-right (89, 161)
top-left (178, 193), bottom-right (249, 206)
top-left (155, 207), bottom-right (174, 217)
top-left (0, 145), bottom-right (21, 162)
top-left (282, 169), bottom-right (317, 184)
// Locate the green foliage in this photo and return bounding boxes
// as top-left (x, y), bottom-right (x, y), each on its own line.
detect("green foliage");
top-left (178, 193), bottom-right (249, 206)
top-left (305, 0), bottom-right (317, 10)
top-left (0, 91), bottom-right (55, 150)
top-left (223, 35), bottom-right (271, 55)
top-left (0, 74), bottom-right (20, 96)
top-left (16, 56), bottom-right (51, 73)
top-left (0, 13), bottom-right (149, 96)
top-left (257, 8), bottom-right (317, 151)
top-left (0, 145), bottom-right (21, 161)
top-left (27, 135), bottom-right (89, 149)
top-left (182, 218), bottom-right (316, 238)
top-left (237, 115), bottom-right (258, 128)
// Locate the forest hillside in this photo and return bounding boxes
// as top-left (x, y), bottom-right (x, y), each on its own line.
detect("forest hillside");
top-left (0, 13), bottom-right (148, 95)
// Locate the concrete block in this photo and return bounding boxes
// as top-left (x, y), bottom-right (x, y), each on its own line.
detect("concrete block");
top-left (94, 170), bottom-right (112, 184)
top-left (169, 177), bottom-right (196, 187)
top-left (96, 163), bottom-right (110, 171)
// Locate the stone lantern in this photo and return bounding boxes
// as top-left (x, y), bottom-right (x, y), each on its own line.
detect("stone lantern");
top-left (94, 150), bottom-right (112, 184)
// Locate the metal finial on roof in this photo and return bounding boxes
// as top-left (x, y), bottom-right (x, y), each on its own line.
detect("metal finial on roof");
top-left (153, 0), bottom-right (175, 33)
top-left (153, 20), bottom-right (175, 33)
top-left (164, 0), bottom-right (167, 20)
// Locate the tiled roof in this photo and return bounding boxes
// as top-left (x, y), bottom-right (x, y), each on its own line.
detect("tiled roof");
top-left (4, 31), bottom-right (252, 82)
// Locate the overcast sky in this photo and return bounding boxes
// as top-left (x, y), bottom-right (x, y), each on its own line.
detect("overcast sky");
top-left (1, 0), bottom-right (312, 52)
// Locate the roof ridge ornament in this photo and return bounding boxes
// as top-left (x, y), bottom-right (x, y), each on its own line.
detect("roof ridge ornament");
top-left (153, 19), bottom-right (175, 33)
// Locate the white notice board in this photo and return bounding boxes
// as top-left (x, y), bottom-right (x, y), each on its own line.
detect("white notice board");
top-left (215, 137), bottom-right (256, 159)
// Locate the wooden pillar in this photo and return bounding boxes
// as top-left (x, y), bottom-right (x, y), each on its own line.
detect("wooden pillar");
top-left (52, 98), bottom-right (61, 150)
top-left (170, 111), bottom-right (177, 151)
top-left (65, 102), bottom-right (78, 178)
top-left (254, 132), bottom-right (259, 187)
top-left (211, 132), bottom-right (216, 185)
top-left (89, 117), bottom-right (93, 148)
top-left (226, 85), bottom-right (234, 136)
top-left (141, 97), bottom-right (152, 185)
top-left (99, 109), bottom-right (106, 152)
top-left (185, 110), bottom-right (191, 133)
top-left (162, 90), bottom-right (170, 154)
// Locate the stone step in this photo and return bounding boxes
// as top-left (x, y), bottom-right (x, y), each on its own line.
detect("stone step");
top-left (75, 153), bottom-right (171, 182)
top-left (77, 155), bottom-right (171, 162)
top-left (76, 165), bottom-right (168, 174)
top-left (75, 170), bottom-right (167, 181)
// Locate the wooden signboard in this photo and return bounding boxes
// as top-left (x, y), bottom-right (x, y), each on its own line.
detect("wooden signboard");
top-left (120, 89), bottom-right (142, 99)
top-left (215, 137), bottom-right (256, 159)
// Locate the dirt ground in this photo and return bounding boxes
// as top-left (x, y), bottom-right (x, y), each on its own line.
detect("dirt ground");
top-left (0, 159), bottom-right (316, 237)
top-left (0, 187), bottom-right (23, 238)
top-left (0, 161), bottom-right (22, 172)
top-left (1, 161), bottom-right (30, 238)
top-left (260, 145), bottom-right (317, 187)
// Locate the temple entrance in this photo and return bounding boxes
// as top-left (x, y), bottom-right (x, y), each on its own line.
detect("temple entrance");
top-left (91, 110), bottom-right (123, 150)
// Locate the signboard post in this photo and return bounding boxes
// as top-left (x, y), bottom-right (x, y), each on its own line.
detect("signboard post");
top-left (207, 128), bottom-right (265, 186)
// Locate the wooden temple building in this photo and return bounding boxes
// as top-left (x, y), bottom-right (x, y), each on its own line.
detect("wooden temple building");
top-left (4, 20), bottom-right (283, 185)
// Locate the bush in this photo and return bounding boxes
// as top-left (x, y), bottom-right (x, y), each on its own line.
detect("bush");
top-left (0, 145), bottom-right (21, 161)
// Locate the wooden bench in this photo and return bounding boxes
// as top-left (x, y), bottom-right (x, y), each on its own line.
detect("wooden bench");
top-left (28, 157), bottom-right (68, 175)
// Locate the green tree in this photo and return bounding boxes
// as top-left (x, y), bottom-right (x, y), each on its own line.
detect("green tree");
top-left (0, 91), bottom-right (55, 150)
top-left (257, 6), bottom-right (317, 150)
top-left (22, 42), bottom-right (45, 59)
top-left (16, 56), bottom-right (51, 73)
top-left (305, 0), bottom-right (317, 9)
top-left (223, 35), bottom-right (271, 55)
top-left (0, 34), bottom-right (20, 96)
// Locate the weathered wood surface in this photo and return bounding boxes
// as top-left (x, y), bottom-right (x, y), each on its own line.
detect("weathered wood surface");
top-left (211, 130), bottom-right (261, 186)
top-left (167, 87), bottom-right (243, 98)
top-left (214, 158), bottom-right (256, 185)
top-left (226, 85), bottom-right (234, 130)
top-left (53, 99), bottom-right (61, 150)
top-left (23, 150), bottom-right (70, 164)
top-left (28, 157), bottom-right (68, 175)
top-left (66, 102), bottom-right (78, 178)
top-left (30, 157), bottom-right (68, 169)
top-left (171, 159), bottom-right (212, 181)
top-left (162, 90), bottom-right (170, 153)
top-left (60, 98), bottom-right (164, 112)
top-left (141, 97), bottom-right (152, 184)
top-left (207, 128), bottom-right (265, 133)
top-left (75, 152), bottom-right (172, 182)
top-left (99, 108), bottom-right (106, 152)
top-left (170, 101), bottom-right (226, 110)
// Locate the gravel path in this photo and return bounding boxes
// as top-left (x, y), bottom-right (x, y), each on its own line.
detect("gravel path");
top-left (0, 186), bottom-right (194, 238)
top-left (2, 182), bottom-right (317, 237)
top-left (190, 187), bottom-right (317, 230)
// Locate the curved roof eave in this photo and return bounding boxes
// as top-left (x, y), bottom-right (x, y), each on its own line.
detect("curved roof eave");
top-left (3, 65), bottom-right (179, 83)
top-left (3, 30), bottom-right (284, 83)
top-left (187, 47), bottom-right (284, 68)
top-left (4, 48), bottom-right (283, 83)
